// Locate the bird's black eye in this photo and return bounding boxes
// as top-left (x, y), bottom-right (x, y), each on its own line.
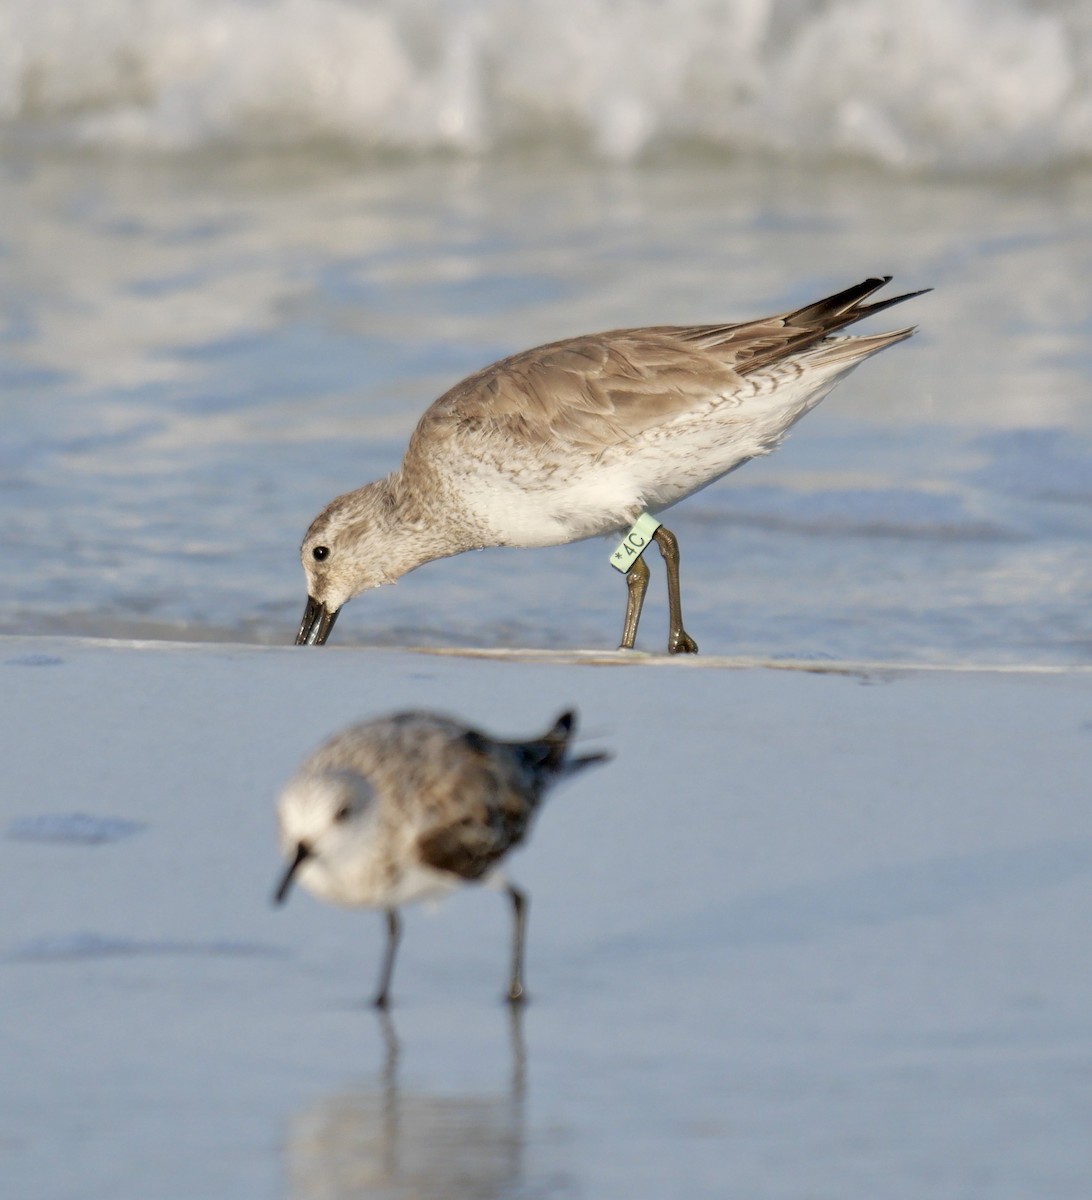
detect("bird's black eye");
top-left (312, 546), bottom-right (330, 562)
top-left (333, 803), bottom-right (351, 823)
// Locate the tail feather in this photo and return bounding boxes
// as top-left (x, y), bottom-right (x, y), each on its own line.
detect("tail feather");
top-left (515, 710), bottom-right (611, 778)
top-left (786, 276), bottom-right (931, 334)
top-left (786, 275), bottom-right (893, 325)
top-left (735, 276), bottom-right (929, 375)
top-left (567, 749), bottom-right (613, 775)
top-left (804, 323), bottom-right (917, 370)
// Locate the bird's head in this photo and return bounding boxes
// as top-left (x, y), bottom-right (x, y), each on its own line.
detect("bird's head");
top-left (272, 769), bottom-right (377, 904)
top-left (294, 484), bottom-right (405, 645)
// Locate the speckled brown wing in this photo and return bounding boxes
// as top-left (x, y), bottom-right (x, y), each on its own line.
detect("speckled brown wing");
top-left (407, 277), bottom-right (924, 455)
top-left (412, 331), bottom-right (746, 453)
top-left (416, 776), bottom-right (534, 882)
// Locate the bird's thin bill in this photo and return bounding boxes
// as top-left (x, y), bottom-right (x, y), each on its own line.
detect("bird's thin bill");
top-left (273, 842), bottom-right (312, 904)
top-left (295, 596), bottom-right (340, 645)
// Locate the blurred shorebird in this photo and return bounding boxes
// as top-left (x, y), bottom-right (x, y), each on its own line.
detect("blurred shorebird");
top-left (273, 709), bottom-right (608, 1007)
top-left (295, 276), bottom-right (927, 652)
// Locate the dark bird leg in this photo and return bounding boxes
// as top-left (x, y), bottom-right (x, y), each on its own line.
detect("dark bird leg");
top-left (506, 884), bottom-right (528, 1005)
top-left (653, 526), bottom-right (699, 654)
top-left (618, 554), bottom-right (650, 649)
top-left (372, 908), bottom-right (402, 1009)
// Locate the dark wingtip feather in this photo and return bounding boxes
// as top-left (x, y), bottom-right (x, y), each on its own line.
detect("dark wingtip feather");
top-left (786, 276), bottom-right (891, 326)
top-left (553, 710), bottom-right (576, 735)
top-left (731, 277), bottom-right (927, 377)
top-left (787, 277), bottom-right (929, 329)
top-left (569, 750), bottom-right (612, 773)
top-left (519, 711), bottom-right (612, 779)
top-left (850, 286), bottom-right (933, 324)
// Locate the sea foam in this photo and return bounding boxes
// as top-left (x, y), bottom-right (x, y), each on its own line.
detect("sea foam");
top-left (0, 0), bottom-right (1089, 171)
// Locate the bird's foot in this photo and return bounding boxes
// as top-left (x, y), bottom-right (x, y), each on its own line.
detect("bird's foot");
top-left (506, 983), bottom-right (527, 1006)
top-left (668, 628), bottom-right (699, 655)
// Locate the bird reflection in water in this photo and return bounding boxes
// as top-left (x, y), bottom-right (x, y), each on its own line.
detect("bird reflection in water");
top-left (282, 1010), bottom-right (530, 1200)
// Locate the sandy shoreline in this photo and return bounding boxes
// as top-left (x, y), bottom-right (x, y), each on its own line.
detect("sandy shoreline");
top-left (4, 634), bottom-right (1091, 1198)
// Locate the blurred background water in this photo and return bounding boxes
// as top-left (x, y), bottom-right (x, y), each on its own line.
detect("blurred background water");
top-left (1, 0), bottom-right (1091, 661)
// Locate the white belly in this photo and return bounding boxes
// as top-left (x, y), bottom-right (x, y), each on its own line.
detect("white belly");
top-left (450, 362), bottom-right (850, 548)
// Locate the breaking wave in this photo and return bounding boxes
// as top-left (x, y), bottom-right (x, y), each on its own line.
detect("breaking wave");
top-left (1, 0), bottom-right (1091, 171)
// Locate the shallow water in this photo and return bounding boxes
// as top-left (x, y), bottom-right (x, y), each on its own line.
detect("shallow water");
top-left (2, 150), bottom-right (1091, 661)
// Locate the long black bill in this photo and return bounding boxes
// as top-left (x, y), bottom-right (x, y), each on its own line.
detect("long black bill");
top-left (273, 842), bottom-right (312, 905)
top-left (295, 596), bottom-right (340, 646)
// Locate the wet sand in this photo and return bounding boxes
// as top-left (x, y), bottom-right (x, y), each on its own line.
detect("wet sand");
top-left (3, 637), bottom-right (1090, 1199)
